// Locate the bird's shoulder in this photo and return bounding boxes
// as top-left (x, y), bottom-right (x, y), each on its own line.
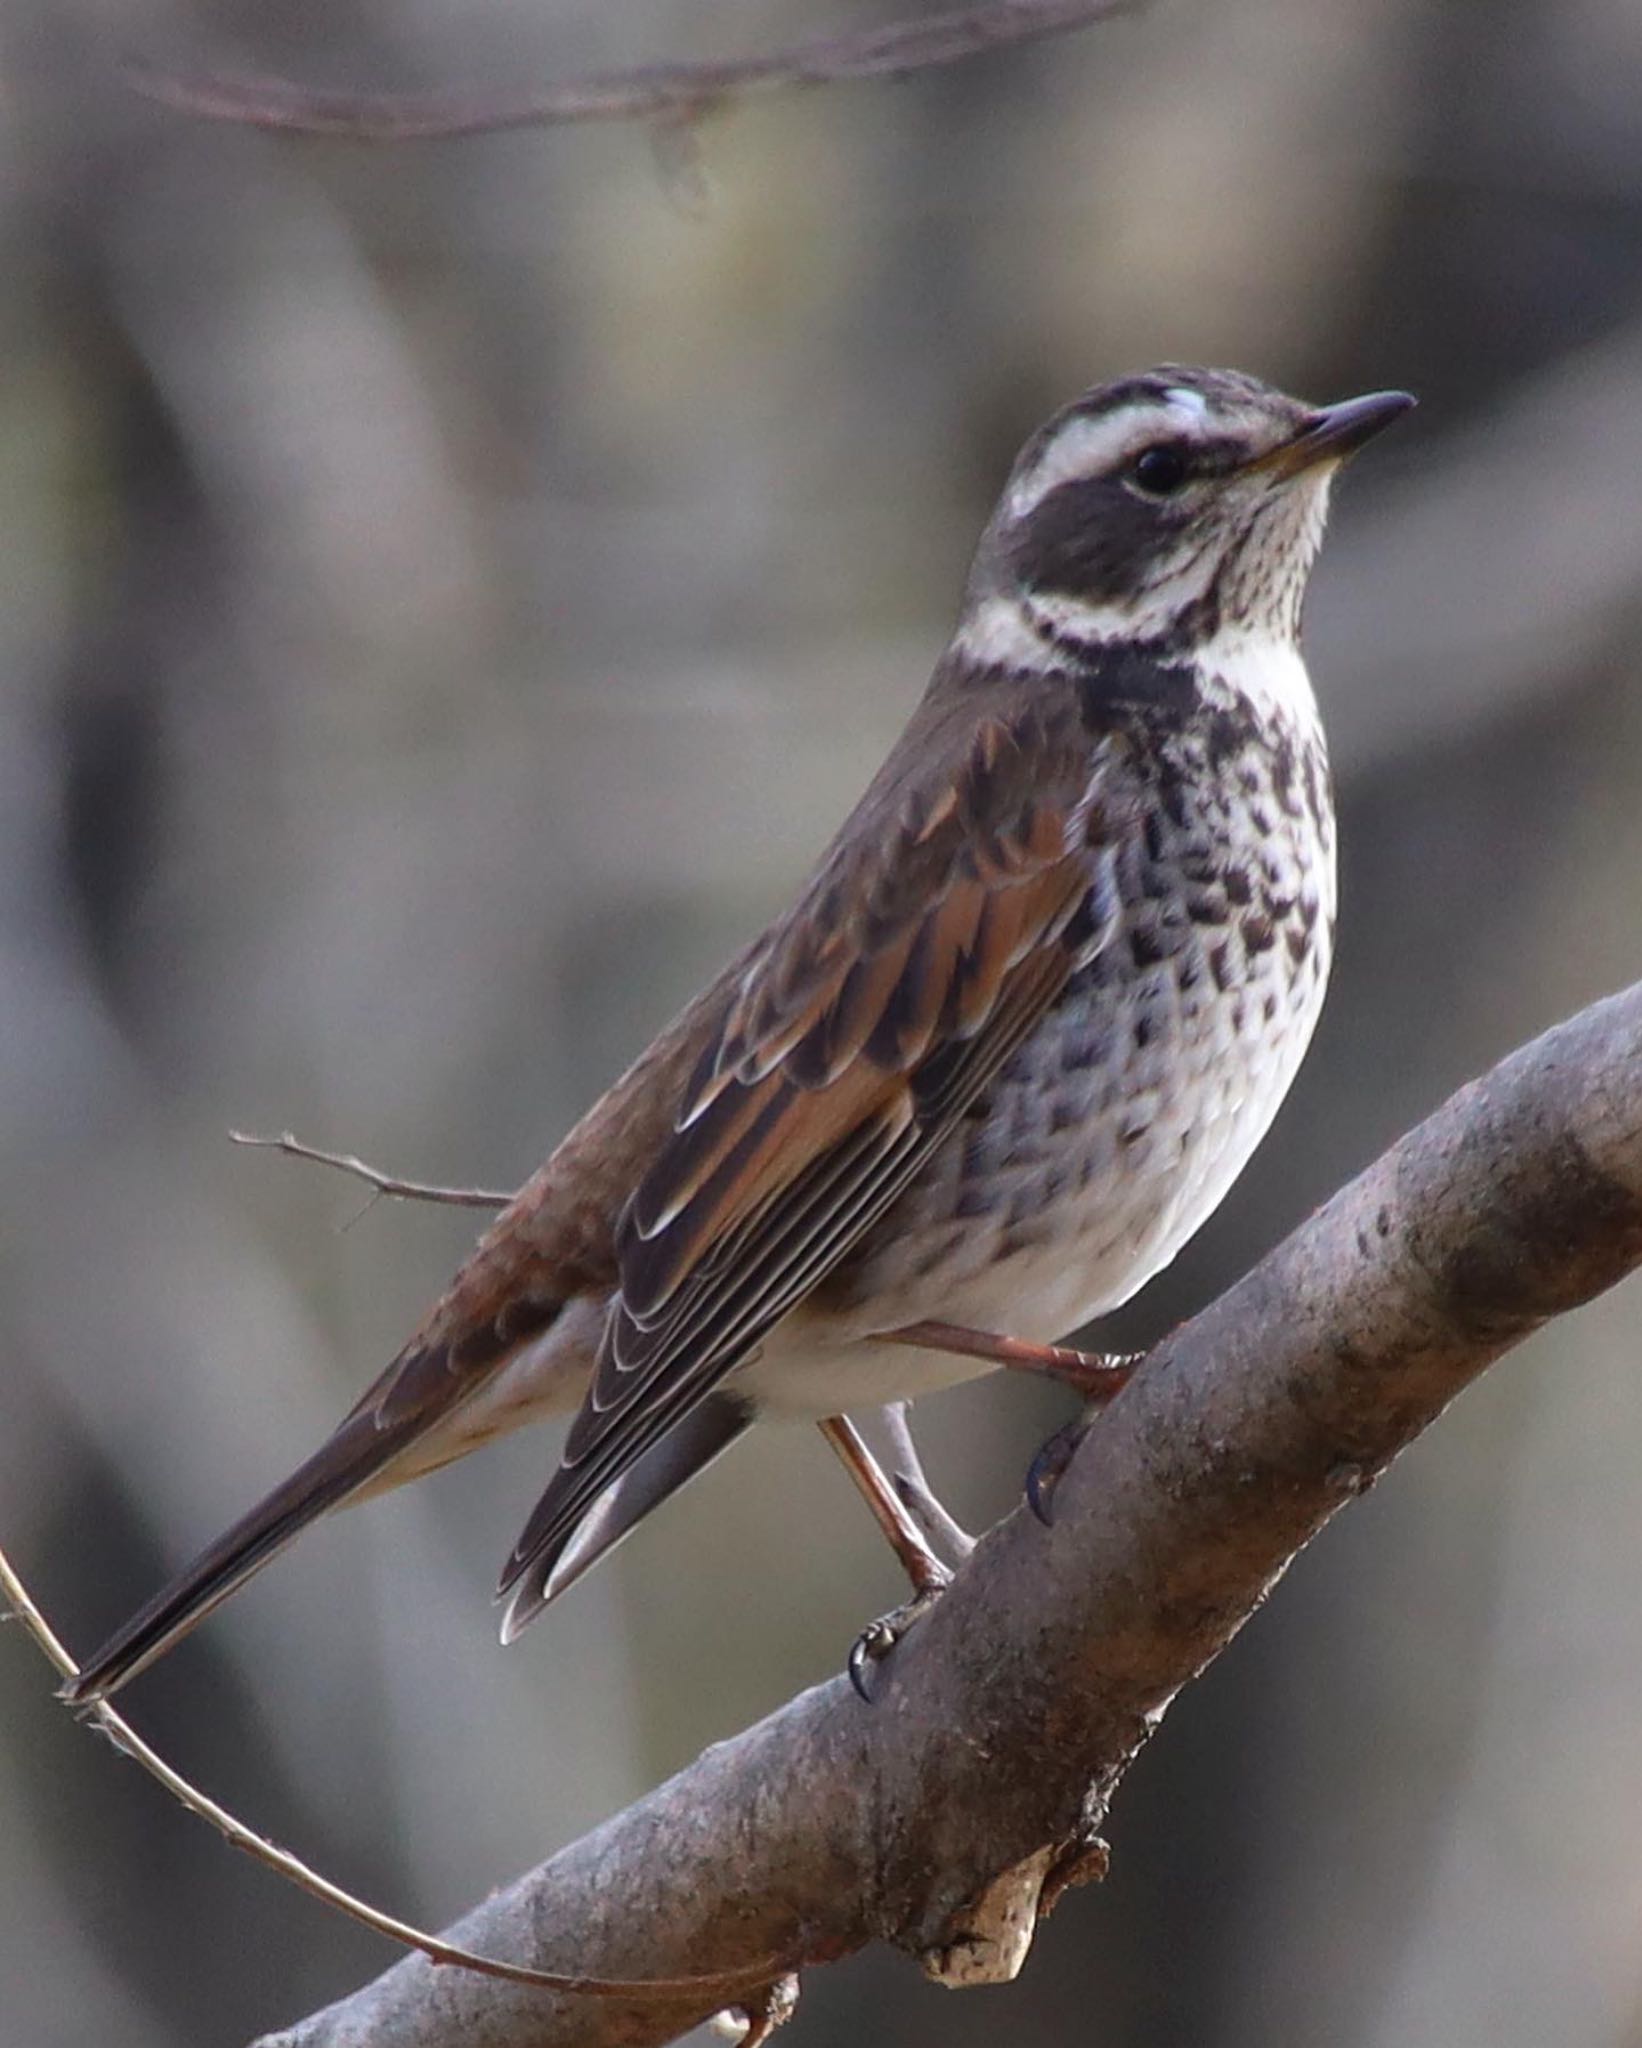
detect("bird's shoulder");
top-left (695, 658), bottom-right (1134, 1102)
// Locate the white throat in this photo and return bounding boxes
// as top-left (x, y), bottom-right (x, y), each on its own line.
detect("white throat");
top-left (953, 592), bottom-right (1322, 739)
top-left (1189, 620), bottom-right (1322, 734)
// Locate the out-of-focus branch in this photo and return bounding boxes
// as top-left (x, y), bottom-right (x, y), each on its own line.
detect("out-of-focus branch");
top-left (126, 1), bottom-right (1136, 144)
top-left (256, 981), bottom-right (1642, 2048)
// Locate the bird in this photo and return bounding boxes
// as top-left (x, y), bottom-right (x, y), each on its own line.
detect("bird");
top-left (63, 365), bottom-right (1413, 1706)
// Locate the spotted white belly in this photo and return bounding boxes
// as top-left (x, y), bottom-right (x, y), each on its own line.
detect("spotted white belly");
top-left (744, 767), bottom-right (1334, 1419)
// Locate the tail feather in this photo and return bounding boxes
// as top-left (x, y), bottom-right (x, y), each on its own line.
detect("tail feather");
top-left (61, 1408), bottom-right (427, 1705)
top-left (497, 1393), bottom-right (752, 1645)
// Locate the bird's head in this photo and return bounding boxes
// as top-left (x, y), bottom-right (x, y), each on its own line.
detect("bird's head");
top-left (969, 366), bottom-right (1414, 656)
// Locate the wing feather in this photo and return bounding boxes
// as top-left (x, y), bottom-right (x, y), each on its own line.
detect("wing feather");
top-left (498, 696), bottom-right (1135, 1606)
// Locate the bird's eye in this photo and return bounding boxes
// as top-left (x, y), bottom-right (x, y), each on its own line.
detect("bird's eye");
top-left (1129, 444), bottom-right (1191, 495)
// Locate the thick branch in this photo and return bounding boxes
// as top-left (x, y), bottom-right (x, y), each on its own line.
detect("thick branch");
top-left (261, 981), bottom-right (1642, 2048)
top-left (128, 2), bottom-right (1134, 144)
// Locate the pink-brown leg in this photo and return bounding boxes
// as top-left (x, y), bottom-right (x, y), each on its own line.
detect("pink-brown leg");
top-left (884, 1322), bottom-right (1149, 1528)
top-left (879, 1400), bottom-right (975, 1563)
top-left (818, 1415), bottom-right (951, 1597)
top-left (884, 1319), bottom-right (1143, 1401)
top-left (818, 1414), bottom-right (954, 1699)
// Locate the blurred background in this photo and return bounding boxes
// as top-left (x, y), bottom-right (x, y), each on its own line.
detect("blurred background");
top-left (5, 1), bottom-right (1642, 2042)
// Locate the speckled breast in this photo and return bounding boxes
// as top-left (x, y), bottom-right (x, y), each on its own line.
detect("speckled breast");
top-left (826, 687), bottom-right (1336, 1347)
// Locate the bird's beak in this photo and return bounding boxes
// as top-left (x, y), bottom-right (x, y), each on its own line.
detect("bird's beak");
top-left (1252, 389), bottom-right (1417, 480)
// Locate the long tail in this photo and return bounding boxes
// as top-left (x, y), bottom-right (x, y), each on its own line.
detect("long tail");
top-left (61, 1405), bottom-right (431, 1705)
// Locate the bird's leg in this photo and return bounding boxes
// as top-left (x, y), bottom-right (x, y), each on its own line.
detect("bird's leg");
top-left (827, 1328), bottom-right (1150, 1692)
top-left (879, 1400), bottom-right (975, 1563)
top-left (883, 1319), bottom-right (1143, 1401)
top-left (819, 1415), bottom-right (951, 1595)
top-left (818, 1415), bottom-right (953, 1700)
top-left (885, 1322), bottom-right (1148, 1527)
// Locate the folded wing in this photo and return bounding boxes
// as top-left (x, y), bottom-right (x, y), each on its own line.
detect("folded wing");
top-left (499, 691), bottom-right (1133, 1634)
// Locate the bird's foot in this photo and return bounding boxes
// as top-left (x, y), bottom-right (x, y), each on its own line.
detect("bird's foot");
top-left (1026, 1416), bottom-right (1093, 1526)
top-left (848, 1567), bottom-right (952, 1702)
top-left (1022, 1351), bottom-right (1151, 1522)
top-left (885, 1321), bottom-right (1143, 1401)
top-left (1017, 1342), bottom-right (1145, 1400)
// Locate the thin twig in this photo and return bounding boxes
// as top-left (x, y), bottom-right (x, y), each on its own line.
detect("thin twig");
top-left (125, 0), bottom-right (1136, 144)
top-left (230, 1130), bottom-right (513, 1210)
top-left (0, 1544), bottom-right (794, 2006)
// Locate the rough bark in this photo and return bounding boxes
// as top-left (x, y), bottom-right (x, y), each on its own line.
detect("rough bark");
top-left (260, 979), bottom-right (1642, 2048)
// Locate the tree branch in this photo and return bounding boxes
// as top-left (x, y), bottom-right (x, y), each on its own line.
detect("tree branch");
top-left (250, 980), bottom-right (1642, 2047)
top-left (124, 1), bottom-right (1135, 144)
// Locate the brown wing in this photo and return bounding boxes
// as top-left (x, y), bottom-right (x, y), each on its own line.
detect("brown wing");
top-left (499, 691), bottom-right (1135, 1612)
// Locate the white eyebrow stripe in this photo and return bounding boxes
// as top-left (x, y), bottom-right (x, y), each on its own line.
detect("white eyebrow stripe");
top-left (1007, 394), bottom-right (1212, 521)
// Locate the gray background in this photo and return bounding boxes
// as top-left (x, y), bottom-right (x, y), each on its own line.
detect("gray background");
top-left (5, 2), bottom-right (1642, 2044)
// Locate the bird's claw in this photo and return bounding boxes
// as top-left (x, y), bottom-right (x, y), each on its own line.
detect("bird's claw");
top-left (1023, 1352), bottom-right (1147, 1524)
top-left (847, 1572), bottom-right (951, 1702)
top-left (1025, 1417), bottom-right (1092, 1526)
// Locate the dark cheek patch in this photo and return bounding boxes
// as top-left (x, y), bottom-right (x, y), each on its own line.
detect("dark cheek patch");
top-left (1015, 477), bottom-right (1187, 604)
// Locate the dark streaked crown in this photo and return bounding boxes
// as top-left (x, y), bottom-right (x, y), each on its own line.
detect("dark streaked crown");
top-left (967, 365), bottom-right (1411, 651)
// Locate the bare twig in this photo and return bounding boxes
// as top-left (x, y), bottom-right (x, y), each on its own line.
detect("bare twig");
top-left (0, 1549), bottom-right (795, 2008)
top-left (126, 1), bottom-right (1135, 144)
top-left (245, 980), bottom-right (1642, 2048)
top-left (230, 1129), bottom-right (513, 1211)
